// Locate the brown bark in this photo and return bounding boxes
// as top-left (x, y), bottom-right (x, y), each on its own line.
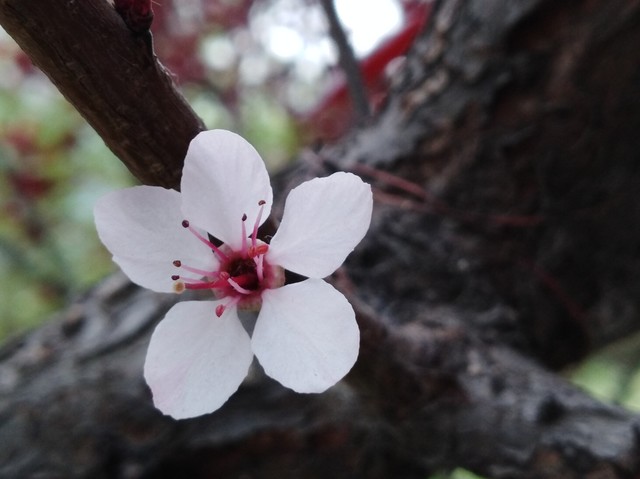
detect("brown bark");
top-left (2, 0), bottom-right (640, 478)
top-left (0, 0), bottom-right (203, 188)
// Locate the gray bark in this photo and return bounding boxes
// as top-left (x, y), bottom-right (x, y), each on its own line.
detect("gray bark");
top-left (2, 0), bottom-right (640, 477)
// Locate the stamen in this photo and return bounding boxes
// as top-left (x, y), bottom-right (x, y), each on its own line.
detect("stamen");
top-left (227, 277), bottom-right (252, 295)
top-left (179, 276), bottom-right (216, 284)
top-left (182, 219), bottom-right (229, 261)
top-left (182, 280), bottom-right (221, 291)
top-left (254, 253), bottom-right (265, 282)
top-left (171, 275), bottom-right (180, 281)
top-left (251, 200), bottom-right (266, 247)
top-left (248, 243), bottom-right (269, 258)
top-left (241, 213), bottom-right (248, 254)
top-left (173, 258), bottom-right (217, 278)
top-left (179, 263), bottom-right (218, 277)
top-left (215, 297), bottom-right (241, 318)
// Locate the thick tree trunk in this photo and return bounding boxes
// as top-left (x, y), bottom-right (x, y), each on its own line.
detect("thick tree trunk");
top-left (2, 0), bottom-right (640, 478)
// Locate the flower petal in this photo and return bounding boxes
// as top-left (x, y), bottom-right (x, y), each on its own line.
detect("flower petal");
top-left (252, 279), bottom-right (359, 393)
top-left (267, 172), bottom-right (372, 278)
top-left (181, 130), bottom-right (273, 249)
top-left (94, 186), bottom-right (218, 292)
top-left (144, 301), bottom-right (253, 419)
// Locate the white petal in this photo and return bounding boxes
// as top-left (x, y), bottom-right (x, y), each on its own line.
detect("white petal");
top-left (94, 186), bottom-right (218, 292)
top-left (267, 172), bottom-right (372, 278)
top-left (144, 301), bottom-right (253, 419)
top-left (181, 130), bottom-right (273, 249)
top-left (252, 279), bottom-right (359, 393)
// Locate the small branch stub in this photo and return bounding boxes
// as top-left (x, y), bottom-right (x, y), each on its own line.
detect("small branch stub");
top-left (113, 0), bottom-right (154, 34)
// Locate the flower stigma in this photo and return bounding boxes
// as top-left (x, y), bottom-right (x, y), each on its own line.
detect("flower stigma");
top-left (171, 200), bottom-right (284, 317)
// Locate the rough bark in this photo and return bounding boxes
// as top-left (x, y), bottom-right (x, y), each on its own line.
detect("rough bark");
top-left (2, 0), bottom-right (640, 478)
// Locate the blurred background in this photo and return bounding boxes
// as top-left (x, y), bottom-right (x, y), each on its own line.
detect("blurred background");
top-left (0, 0), bottom-right (425, 336)
top-left (1, 3), bottom-right (639, 477)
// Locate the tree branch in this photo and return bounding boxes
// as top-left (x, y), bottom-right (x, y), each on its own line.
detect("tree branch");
top-left (0, 0), bottom-right (203, 188)
top-left (318, 0), bottom-right (371, 122)
top-left (2, 0), bottom-right (640, 477)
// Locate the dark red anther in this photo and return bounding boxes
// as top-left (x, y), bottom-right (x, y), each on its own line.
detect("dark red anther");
top-left (113, 0), bottom-right (154, 34)
top-left (173, 260), bottom-right (182, 267)
top-left (181, 220), bottom-right (190, 228)
top-left (171, 275), bottom-right (180, 281)
top-left (258, 200), bottom-right (266, 206)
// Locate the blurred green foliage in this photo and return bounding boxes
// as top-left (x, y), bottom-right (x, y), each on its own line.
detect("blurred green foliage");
top-left (0, 67), bottom-right (135, 336)
top-left (429, 468), bottom-right (486, 479)
top-left (570, 330), bottom-right (640, 411)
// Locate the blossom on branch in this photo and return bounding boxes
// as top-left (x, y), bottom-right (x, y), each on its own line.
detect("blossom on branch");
top-left (94, 130), bottom-right (372, 419)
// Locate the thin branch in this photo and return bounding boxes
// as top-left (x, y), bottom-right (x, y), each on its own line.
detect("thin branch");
top-left (318, 0), bottom-right (371, 123)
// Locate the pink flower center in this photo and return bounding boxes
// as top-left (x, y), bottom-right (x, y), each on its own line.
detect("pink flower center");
top-left (171, 200), bottom-right (284, 317)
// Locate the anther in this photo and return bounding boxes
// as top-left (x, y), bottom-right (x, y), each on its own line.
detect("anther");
top-left (171, 275), bottom-right (180, 281)
top-left (215, 297), bottom-right (241, 317)
top-left (181, 220), bottom-right (190, 228)
top-left (258, 200), bottom-right (266, 206)
top-left (173, 280), bottom-right (186, 294)
top-left (173, 260), bottom-right (182, 267)
top-left (248, 243), bottom-right (269, 258)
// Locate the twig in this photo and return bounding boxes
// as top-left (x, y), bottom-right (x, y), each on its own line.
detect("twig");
top-left (318, 0), bottom-right (371, 122)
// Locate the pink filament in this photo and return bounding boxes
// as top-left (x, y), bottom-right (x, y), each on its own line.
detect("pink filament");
top-left (215, 296), bottom-right (241, 317)
top-left (241, 213), bottom-right (248, 254)
top-left (251, 201), bottom-right (266, 248)
top-left (226, 277), bottom-right (252, 295)
top-left (172, 206), bottom-right (274, 316)
top-left (176, 263), bottom-right (217, 277)
top-left (182, 220), bottom-right (229, 262)
top-left (254, 254), bottom-right (264, 282)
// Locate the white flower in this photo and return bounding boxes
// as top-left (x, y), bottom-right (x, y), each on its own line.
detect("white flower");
top-left (94, 130), bottom-right (373, 419)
